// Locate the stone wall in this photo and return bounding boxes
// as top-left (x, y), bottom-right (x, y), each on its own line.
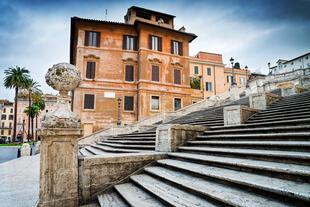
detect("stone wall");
top-left (78, 152), bottom-right (167, 204)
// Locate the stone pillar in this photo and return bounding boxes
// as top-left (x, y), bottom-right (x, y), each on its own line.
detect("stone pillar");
top-left (229, 85), bottom-right (240, 101)
top-left (38, 63), bottom-right (83, 207)
top-left (20, 143), bottom-right (31, 157)
top-left (281, 85), bottom-right (309, 97)
top-left (224, 105), bottom-right (260, 126)
top-left (249, 92), bottom-right (281, 110)
top-left (155, 124), bottom-right (207, 152)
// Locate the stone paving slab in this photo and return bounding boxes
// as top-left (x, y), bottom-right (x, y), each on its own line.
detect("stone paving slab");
top-left (0, 154), bottom-right (40, 207)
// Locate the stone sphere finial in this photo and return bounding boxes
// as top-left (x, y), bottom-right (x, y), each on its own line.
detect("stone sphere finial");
top-left (41, 62), bottom-right (82, 129)
top-left (45, 63), bottom-right (81, 95)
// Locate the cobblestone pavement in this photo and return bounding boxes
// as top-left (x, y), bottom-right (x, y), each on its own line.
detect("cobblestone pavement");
top-left (0, 146), bottom-right (19, 164)
top-left (0, 154), bottom-right (39, 207)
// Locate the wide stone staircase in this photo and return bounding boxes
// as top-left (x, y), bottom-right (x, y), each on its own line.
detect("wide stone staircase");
top-left (79, 97), bottom-right (250, 156)
top-left (94, 91), bottom-right (310, 207)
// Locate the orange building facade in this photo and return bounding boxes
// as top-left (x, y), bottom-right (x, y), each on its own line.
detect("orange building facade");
top-left (70, 6), bottom-right (251, 135)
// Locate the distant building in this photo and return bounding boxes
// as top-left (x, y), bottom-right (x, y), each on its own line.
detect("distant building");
top-left (270, 52), bottom-right (310, 75)
top-left (16, 94), bottom-right (57, 141)
top-left (189, 52), bottom-right (251, 101)
top-left (0, 101), bottom-right (14, 142)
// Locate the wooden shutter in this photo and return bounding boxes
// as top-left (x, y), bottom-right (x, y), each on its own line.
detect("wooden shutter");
top-left (84, 31), bottom-right (90, 46)
top-left (179, 42), bottom-right (183, 56)
top-left (124, 96), bottom-right (134, 111)
top-left (171, 40), bottom-right (174, 54)
top-left (158, 37), bottom-right (162, 51)
top-left (91, 62), bottom-right (96, 79)
top-left (84, 94), bottom-right (94, 109)
top-left (123, 35), bottom-right (127, 50)
top-left (134, 36), bottom-right (138, 51)
top-left (86, 62), bottom-right (91, 79)
top-left (152, 65), bottom-right (159, 82)
top-left (96, 32), bottom-right (101, 47)
top-left (125, 65), bottom-right (134, 81)
top-left (174, 69), bottom-right (181, 85)
top-left (149, 35), bottom-right (152, 49)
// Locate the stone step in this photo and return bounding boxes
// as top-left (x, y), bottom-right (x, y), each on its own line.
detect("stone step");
top-left (191, 122), bottom-right (224, 126)
top-left (266, 101), bottom-right (310, 110)
top-left (130, 174), bottom-right (217, 207)
top-left (255, 105), bottom-right (310, 116)
top-left (156, 159), bottom-right (310, 204)
top-left (178, 146), bottom-right (310, 164)
top-left (270, 99), bottom-right (310, 107)
top-left (145, 166), bottom-right (291, 207)
top-left (104, 140), bottom-right (155, 145)
top-left (210, 118), bottom-right (310, 130)
top-left (79, 148), bottom-right (95, 156)
top-left (85, 146), bottom-right (116, 155)
top-left (246, 114), bottom-right (310, 123)
top-left (115, 183), bottom-right (165, 207)
top-left (204, 125), bottom-right (310, 135)
top-left (187, 140), bottom-right (310, 151)
top-left (250, 111), bottom-right (310, 121)
top-left (92, 143), bottom-right (146, 153)
top-left (113, 133), bottom-right (155, 138)
top-left (107, 137), bottom-right (155, 141)
top-left (98, 142), bottom-right (155, 150)
top-left (97, 190), bottom-right (128, 207)
top-left (168, 152), bottom-right (310, 181)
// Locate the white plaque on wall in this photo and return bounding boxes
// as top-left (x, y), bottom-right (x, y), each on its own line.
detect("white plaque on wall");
top-left (104, 92), bottom-right (115, 98)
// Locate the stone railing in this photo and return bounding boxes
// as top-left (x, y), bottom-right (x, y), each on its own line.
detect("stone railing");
top-left (78, 86), bottom-right (247, 144)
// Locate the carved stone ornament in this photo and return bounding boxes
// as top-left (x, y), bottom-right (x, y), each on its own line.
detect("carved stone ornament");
top-left (41, 63), bottom-right (82, 128)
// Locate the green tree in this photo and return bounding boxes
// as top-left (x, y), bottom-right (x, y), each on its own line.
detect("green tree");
top-left (234, 62), bottom-right (241, 69)
top-left (32, 93), bottom-right (45, 140)
top-left (24, 104), bottom-right (40, 142)
top-left (190, 77), bottom-right (201, 90)
top-left (3, 66), bottom-right (30, 142)
top-left (24, 79), bottom-right (41, 140)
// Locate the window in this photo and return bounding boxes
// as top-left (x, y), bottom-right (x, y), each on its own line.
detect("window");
top-left (3, 108), bottom-right (6, 113)
top-left (240, 77), bottom-right (246, 84)
top-left (174, 98), bottom-right (181, 111)
top-left (124, 96), bottom-right (134, 111)
top-left (174, 69), bottom-right (181, 85)
top-left (84, 31), bottom-right (100, 47)
top-left (9, 115), bottom-right (13, 120)
top-left (10, 108), bottom-right (13, 113)
top-left (125, 65), bottom-right (134, 81)
top-left (291, 62), bottom-right (294, 65)
top-left (227, 76), bottom-right (234, 83)
top-left (136, 10), bottom-right (151, 20)
top-left (207, 67), bottom-right (212, 76)
top-left (299, 59), bottom-right (302, 62)
top-left (1, 123), bottom-right (4, 128)
top-left (171, 40), bottom-right (183, 56)
top-left (8, 130), bottom-right (11, 135)
top-left (206, 82), bottom-right (212, 91)
top-left (1, 130), bottom-right (3, 135)
top-left (86, 62), bottom-right (96, 79)
top-left (194, 66), bottom-right (199, 74)
top-left (279, 62), bottom-right (283, 69)
top-left (151, 96), bottom-right (159, 110)
top-left (9, 123), bottom-right (12, 128)
top-left (123, 35), bottom-right (138, 51)
top-left (84, 94), bottom-right (95, 109)
top-left (156, 16), bottom-right (169, 24)
top-left (149, 35), bottom-right (162, 51)
top-left (1, 115), bottom-right (6, 120)
top-left (306, 56), bottom-right (309, 60)
top-left (152, 65), bottom-right (159, 82)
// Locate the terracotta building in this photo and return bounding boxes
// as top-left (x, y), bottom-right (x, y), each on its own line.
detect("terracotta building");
top-left (0, 101), bottom-right (14, 142)
top-left (189, 52), bottom-right (251, 100)
top-left (16, 94), bottom-right (57, 141)
top-left (70, 6), bottom-right (251, 135)
top-left (70, 6), bottom-right (199, 134)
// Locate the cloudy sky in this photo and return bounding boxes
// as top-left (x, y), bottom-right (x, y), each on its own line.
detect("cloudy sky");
top-left (1, 0), bottom-right (310, 101)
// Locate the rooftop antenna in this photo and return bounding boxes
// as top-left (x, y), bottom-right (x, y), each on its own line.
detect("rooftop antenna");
top-left (105, 9), bottom-right (108, 20)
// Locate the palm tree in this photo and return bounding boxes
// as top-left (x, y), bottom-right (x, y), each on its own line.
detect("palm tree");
top-left (4, 66), bottom-right (30, 142)
top-left (24, 104), bottom-right (40, 142)
top-left (24, 79), bottom-right (41, 141)
top-left (32, 93), bottom-right (45, 141)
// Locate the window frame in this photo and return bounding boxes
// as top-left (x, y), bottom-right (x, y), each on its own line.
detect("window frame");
top-left (194, 66), bottom-right (199, 74)
top-left (149, 35), bottom-right (162, 51)
top-left (150, 95), bottom-right (160, 111)
top-left (207, 67), bottom-right (212, 76)
top-left (171, 40), bottom-right (183, 56)
top-left (123, 35), bottom-right (138, 51)
top-left (206, 82), bottom-right (212, 92)
top-left (86, 61), bottom-right (96, 79)
top-left (174, 69), bottom-right (181, 85)
top-left (83, 93), bottom-right (95, 111)
top-left (84, 31), bottom-right (101, 47)
top-left (125, 65), bottom-right (134, 82)
top-left (174, 98), bottom-right (182, 111)
top-left (123, 96), bottom-right (134, 112)
top-left (151, 65), bottom-right (160, 82)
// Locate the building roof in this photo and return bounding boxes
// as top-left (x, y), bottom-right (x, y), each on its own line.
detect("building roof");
top-left (127, 6), bottom-right (175, 18)
top-left (194, 51), bottom-right (223, 64)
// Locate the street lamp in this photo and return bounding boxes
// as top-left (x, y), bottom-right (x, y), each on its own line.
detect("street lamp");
top-left (117, 98), bottom-right (122, 126)
top-left (268, 62), bottom-right (271, 74)
top-left (230, 57), bottom-right (236, 86)
top-left (245, 65), bottom-right (249, 88)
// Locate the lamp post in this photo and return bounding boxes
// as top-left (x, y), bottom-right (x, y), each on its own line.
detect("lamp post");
top-left (117, 98), bottom-right (122, 126)
top-left (230, 57), bottom-right (236, 86)
top-left (245, 65), bottom-right (249, 88)
top-left (22, 118), bottom-right (25, 142)
top-left (268, 62), bottom-right (271, 74)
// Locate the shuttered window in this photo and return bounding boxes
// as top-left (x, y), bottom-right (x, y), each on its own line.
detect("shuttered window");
top-left (84, 94), bottom-right (95, 109)
top-left (151, 96), bottom-right (159, 110)
top-left (149, 35), bottom-right (162, 51)
top-left (207, 67), bottom-right (212, 76)
top-left (194, 66), bottom-right (199, 74)
top-left (86, 62), bottom-right (96, 79)
top-left (9, 115), bottom-right (13, 120)
top-left (85, 31), bottom-right (100, 47)
top-left (174, 69), bottom-right (181, 85)
top-left (174, 98), bottom-right (181, 111)
top-left (227, 76), bottom-right (234, 83)
top-left (171, 40), bottom-right (183, 56)
top-left (124, 96), bottom-right (134, 111)
top-left (152, 65), bottom-right (159, 82)
top-left (1, 115), bottom-right (6, 120)
top-left (123, 35), bottom-right (138, 51)
top-left (206, 82), bottom-right (212, 91)
top-left (125, 65), bottom-right (134, 81)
